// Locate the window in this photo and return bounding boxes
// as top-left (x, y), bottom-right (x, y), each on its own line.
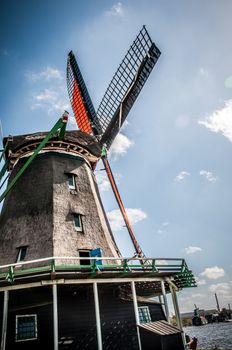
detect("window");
top-left (15, 315), bottom-right (37, 342)
top-left (138, 306), bottom-right (151, 324)
top-left (67, 174), bottom-right (76, 190)
top-left (79, 250), bottom-right (91, 265)
top-left (16, 246), bottom-right (27, 263)
top-left (73, 214), bottom-right (82, 232)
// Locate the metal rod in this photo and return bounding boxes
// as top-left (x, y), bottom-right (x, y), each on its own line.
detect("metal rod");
top-left (0, 161), bottom-right (8, 185)
top-left (52, 284), bottom-right (59, 350)
top-left (93, 282), bottom-right (102, 350)
top-left (102, 156), bottom-right (145, 263)
top-left (0, 290), bottom-right (9, 350)
top-left (161, 280), bottom-right (170, 321)
top-left (0, 172), bottom-right (10, 189)
top-left (131, 281), bottom-right (142, 350)
top-left (215, 293), bottom-right (220, 312)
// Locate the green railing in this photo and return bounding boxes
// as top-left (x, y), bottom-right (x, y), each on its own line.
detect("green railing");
top-left (0, 256), bottom-right (196, 289)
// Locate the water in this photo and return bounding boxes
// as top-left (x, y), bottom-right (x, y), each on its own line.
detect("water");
top-left (184, 322), bottom-right (232, 349)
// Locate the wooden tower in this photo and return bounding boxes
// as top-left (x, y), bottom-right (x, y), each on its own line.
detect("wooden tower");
top-left (0, 27), bottom-right (196, 350)
top-left (0, 130), bottom-right (120, 266)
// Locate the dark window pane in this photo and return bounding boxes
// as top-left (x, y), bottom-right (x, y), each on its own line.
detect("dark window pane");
top-left (16, 315), bottom-right (37, 341)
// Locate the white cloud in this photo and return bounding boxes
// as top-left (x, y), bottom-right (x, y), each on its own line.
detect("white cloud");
top-left (26, 66), bottom-right (69, 117)
top-left (191, 293), bottom-right (205, 298)
top-left (198, 99), bottom-right (232, 143)
top-left (157, 229), bottom-right (163, 235)
top-left (96, 172), bottom-right (110, 192)
top-left (96, 171), bottom-right (121, 192)
top-left (184, 246), bottom-right (203, 255)
top-left (106, 2), bottom-right (124, 17)
top-left (199, 67), bottom-right (210, 77)
top-left (195, 277), bottom-right (206, 286)
top-left (157, 222), bottom-right (169, 235)
top-left (162, 221), bottom-right (169, 226)
top-left (200, 266), bottom-right (225, 280)
top-left (26, 67), bottom-right (63, 82)
top-left (34, 89), bottom-right (57, 102)
top-left (224, 76), bottom-right (232, 88)
top-left (209, 282), bottom-right (232, 297)
top-left (107, 208), bottom-right (147, 231)
top-left (199, 170), bottom-right (218, 182)
top-left (174, 171), bottom-right (190, 182)
top-left (109, 133), bottom-right (134, 159)
top-left (31, 88), bottom-right (69, 115)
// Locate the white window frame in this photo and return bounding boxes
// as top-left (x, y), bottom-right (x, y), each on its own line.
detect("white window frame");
top-left (16, 246), bottom-right (27, 263)
top-left (15, 314), bottom-right (38, 342)
top-left (73, 213), bottom-right (82, 232)
top-left (67, 173), bottom-right (76, 190)
top-left (138, 306), bottom-right (151, 324)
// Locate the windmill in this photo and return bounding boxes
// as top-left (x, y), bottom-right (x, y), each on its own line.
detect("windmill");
top-left (0, 26), bottom-right (197, 350)
top-left (67, 26), bottom-right (161, 261)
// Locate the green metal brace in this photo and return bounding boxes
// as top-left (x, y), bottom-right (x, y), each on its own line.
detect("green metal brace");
top-left (151, 259), bottom-right (157, 272)
top-left (6, 266), bottom-right (14, 283)
top-left (0, 136), bottom-right (13, 163)
top-left (0, 161), bottom-right (9, 184)
top-left (0, 113), bottom-right (68, 203)
top-left (0, 136), bottom-right (13, 183)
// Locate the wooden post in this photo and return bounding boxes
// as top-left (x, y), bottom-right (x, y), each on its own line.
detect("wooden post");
top-left (93, 282), bottom-right (102, 350)
top-left (169, 284), bottom-right (186, 347)
top-left (131, 281), bottom-right (142, 350)
top-left (0, 290), bottom-right (9, 350)
top-left (161, 280), bottom-right (170, 322)
top-left (53, 284), bottom-right (59, 350)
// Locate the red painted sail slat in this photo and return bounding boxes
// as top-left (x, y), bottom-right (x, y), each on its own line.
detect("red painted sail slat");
top-left (72, 80), bottom-right (92, 134)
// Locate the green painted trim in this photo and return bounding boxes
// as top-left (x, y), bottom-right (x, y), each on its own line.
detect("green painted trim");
top-left (0, 160), bottom-right (8, 183)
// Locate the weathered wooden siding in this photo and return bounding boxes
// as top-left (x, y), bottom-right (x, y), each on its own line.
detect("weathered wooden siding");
top-left (0, 283), bottom-right (167, 350)
top-left (0, 155), bottom-right (54, 265)
top-left (5, 286), bottom-right (53, 350)
top-left (0, 150), bottom-right (120, 266)
top-left (52, 152), bottom-right (120, 258)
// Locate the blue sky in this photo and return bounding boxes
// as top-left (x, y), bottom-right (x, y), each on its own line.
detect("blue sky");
top-left (1, 0), bottom-right (232, 313)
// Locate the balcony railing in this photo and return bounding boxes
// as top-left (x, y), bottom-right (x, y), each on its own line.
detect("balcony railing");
top-left (0, 256), bottom-right (196, 290)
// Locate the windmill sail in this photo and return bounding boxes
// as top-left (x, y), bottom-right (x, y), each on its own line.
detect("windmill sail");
top-left (67, 51), bottom-right (102, 135)
top-left (66, 27), bottom-right (161, 264)
top-left (97, 26), bottom-right (161, 149)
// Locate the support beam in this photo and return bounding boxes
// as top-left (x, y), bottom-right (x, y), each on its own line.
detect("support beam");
top-left (161, 280), bottom-right (170, 322)
top-left (93, 282), bottom-right (102, 350)
top-left (131, 281), bottom-right (142, 350)
top-left (52, 284), bottom-right (59, 350)
top-left (0, 290), bottom-right (9, 350)
top-left (169, 284), bottom-right (186, 347)
top-left (102, 156), bottom-right (145, 263)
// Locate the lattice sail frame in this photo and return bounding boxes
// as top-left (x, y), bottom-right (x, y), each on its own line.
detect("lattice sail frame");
top-left (66, 27), bottom-right (161, 261)
top-left (67, 26), bottom-right (161, 149)
top-left (96, 25), bottom-right (161, 148)
top-left (67, 51), bottom-right (102, 135)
